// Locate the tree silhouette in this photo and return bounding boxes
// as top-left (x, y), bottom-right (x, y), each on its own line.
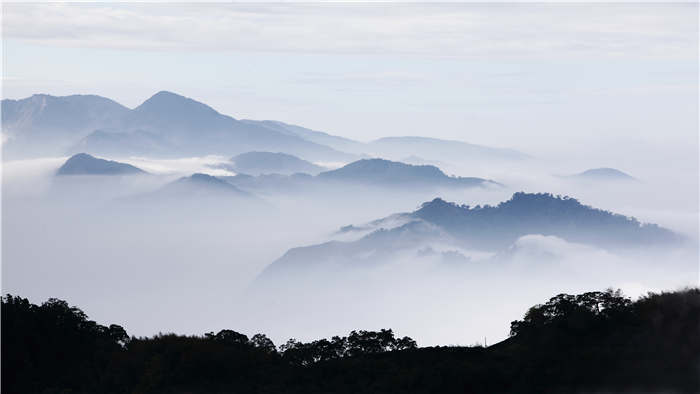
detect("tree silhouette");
top-left (3, 288), bottom-right (698, 393)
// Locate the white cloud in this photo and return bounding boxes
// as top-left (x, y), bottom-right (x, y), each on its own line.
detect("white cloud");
top-left (3, 3), bottom-right (696, 59)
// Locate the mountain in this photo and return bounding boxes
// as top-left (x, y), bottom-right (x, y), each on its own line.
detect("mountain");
top-left (365, 136), bottom-right (528, 163)
top-left (70, 129), bottom-right (171, 157)
top-left (412, 192), bottom-right (677, 249)
top-left (2, 94), bottom-right (129, 158)
top-left (571, 168), bottom-right (637, 181)
top-left (241, 120), bottom-right (366, 154)
top-left (219, 158), bottom-right (498, 194)
top-left (153, 173), bottom-right (253, 199)
top-left (56, 153), bottom-right (146, 176)
top-left (3, 91), bottom-right (530, 164)
top-left (220, 173), bottom-right (315, 195)
top-left (226, 151), bottom-right (325, 175)
top-left (87, 91), bottom-right (357, 161)
top-left (3, 91), bottom-right (357, 161)
top-left (260, 220), bottom-right (446, 279)
top-left (258, 192), bottom-right (680, 280)
top-left (317, 158), bottom-right (497, 188)
top-left (241, 122), bottom-right (531, 163)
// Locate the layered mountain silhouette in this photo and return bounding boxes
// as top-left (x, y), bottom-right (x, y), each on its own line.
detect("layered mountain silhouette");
top-left (56, 153), bottom-right (146, 176)
top-left (317, 158), bottom-right (496, 188)
top-left (222, 158), bottom-right (497, 193)
top-left (241, 120), bottom-right (366, 154)
top-left (241, 122), bottom-right (528, 163)
top-left (364, 136), bottom-right (528, 162)
top-left (259, 192), bottom-right (679, 280)
top-left (570, 168), bottom-right (637, 181)
top-left (2, 91), bottom-right (355, 161)
top-left (410, 192), bottom-right (677, 249)
top-left (3, 91), bottom-right (528, 163)
top-left (223, 151), bottom-right (325, 176)
top-left (2, 94), bottom-right (129, 158)
top-left (143, 173), bottom-right (254, 201)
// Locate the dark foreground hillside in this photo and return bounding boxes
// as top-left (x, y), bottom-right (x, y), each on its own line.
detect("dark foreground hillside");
top-left (3, 288), bottom-right (698, 394)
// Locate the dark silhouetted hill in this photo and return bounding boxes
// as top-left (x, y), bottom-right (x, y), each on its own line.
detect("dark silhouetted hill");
top-left (413, 192), bottom-right (677, 249)
top-left (257, 192), bottom-right (680, 280)
top-left (56, 153), bottom-right (146, 176)
top-left (3, 288), bottom-right (698, 393)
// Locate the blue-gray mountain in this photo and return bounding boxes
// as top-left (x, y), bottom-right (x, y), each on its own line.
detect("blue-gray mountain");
top-left (364, 136), bottom-right (529, 163)
top-left (259, 192), bottom-right (680, 280)
top-left (242, 121), bottom-right (527, 163)
top-left (570, 168), bottom-right (637, 181)
top-left (148, 173), bottom-right (253, 200)
top-left (241, 120), bottom-right (366, 155)
top-left (411, 193), bottom-right (674, 248)
top-left (2, 94), bottom-right (129, 158)
top-left (317, 158), bottom-right (496, 187)
top-left (3, 91), bottom-right (528, 163)
top-left (2, 91), bottom-right (355, 161)
top-left (222, 158), bottom-right (497, 193)
top-left (56, 153), bottom-right (146, 176)
top-left (223, 151), bottom-right (325, 176)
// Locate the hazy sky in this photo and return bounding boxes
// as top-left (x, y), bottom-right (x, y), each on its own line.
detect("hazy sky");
top-left (2, 3), bottom-right (698, 158)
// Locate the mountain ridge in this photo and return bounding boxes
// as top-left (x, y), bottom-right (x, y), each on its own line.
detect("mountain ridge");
top-left (2, 91), bottom-right (357, 162)
top-left (258, 192), bottom-right (681, 280)
top-left (3, 91), bottom-right (529, 163)
top-left (56, 153), bottom-right (146, 176)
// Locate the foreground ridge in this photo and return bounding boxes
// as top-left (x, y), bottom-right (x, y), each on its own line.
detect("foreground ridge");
top-left (3, 287), bottom-right (698, 393)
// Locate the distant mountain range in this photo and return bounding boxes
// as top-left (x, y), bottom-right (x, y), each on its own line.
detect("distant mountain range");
top-left (240, 120), bottom-right (366, 155)
top-left (52, 153), bottom-right (493, 202)
top-left (2, 91), bottom-right (528, 164)
top-left (221, 151), bottom-right (326, 176)
top-left (223, 158), bottom-right (498, 192)
top-left (364, 136), bottom-right (529, 162)
top-left (56, 153), bottom-right (146, 176)
top-left (317, 159), bottom-right (496, 188)
top-left (2, 91), bottom-right (355, 161)
top-left (157, 173), bottom-right (251, 198)
top-left (569, 168), bottom-right (637, 181)
top-left (259, 192), bottom-right (680, 280)
top-left (2, 94), bottom-right (130, 158)
top-left (124, 173), bottom-right (258, 206)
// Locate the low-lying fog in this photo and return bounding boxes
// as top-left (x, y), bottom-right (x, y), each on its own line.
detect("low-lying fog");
top-left (2, 153), bottom-right (697, 347)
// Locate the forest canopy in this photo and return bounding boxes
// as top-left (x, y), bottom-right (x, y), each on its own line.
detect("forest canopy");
top-left (3, 287), bottom-right (698, 393)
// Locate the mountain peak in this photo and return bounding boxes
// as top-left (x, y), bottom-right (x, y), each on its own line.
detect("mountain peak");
top-left (317, 158), bottom-right (491, 188)
top-left (229, 151), bottom-right (325, 175)
top-left (135, 91), bottom-right (220, 116)
top-left (56, 153), bottom-right (146, 176)
top-left (320, 158), bottom-right (446, 179)
top-left (576, 168), bottom-right (636, 181)
top-left (414, 197), bottom-right (465, 219)
top-left (162, 172), bottom-right (253, 198)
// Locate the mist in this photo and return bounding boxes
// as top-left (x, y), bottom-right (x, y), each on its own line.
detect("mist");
top-left (3, 151), bottom-right (696, 348)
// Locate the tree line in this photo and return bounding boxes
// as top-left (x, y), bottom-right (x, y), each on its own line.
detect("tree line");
top-left (3, 288), bottom-right (698, 393)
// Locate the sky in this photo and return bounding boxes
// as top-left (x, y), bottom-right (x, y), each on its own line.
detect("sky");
top-left (2, 3), bottom-right (698, 160)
